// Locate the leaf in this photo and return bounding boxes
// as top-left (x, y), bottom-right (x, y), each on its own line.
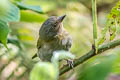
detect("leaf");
top-left (16, 2), bottom-right (43, 14)
top-left (98, 1), bottom-right (120, 45)
top-left (25, 0), bottom-right (57, 13)
top-left (20, 10), bottom-right (47, 23)
top-left (109, 24), bottom-right (116, 41)
top-left (116, 24), bottom-right (120, 34)
top-left (0, 20), bottom-right (9, 48)
top-left (112, 49), bottom-right (120, 74)
top-left (110, 33), bottom-right (116, 41)
top-left (13, 0), bottom-right (23, 2)
top-left (0, 0), bottom-right (9, 16)
top-left (0, 0), bottom-right (20, 48)
top-left (77, 54), bottom-right (117, 80)
top-left (98, 37), bottom-right (106, 45)
top-left (0, 1), bottom-right (20, 22)
top-left (7, 38), bottom-right (23, 49)
top-left (30, 62), bottom-right (57, 80)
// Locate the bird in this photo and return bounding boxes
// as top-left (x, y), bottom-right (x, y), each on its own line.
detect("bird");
top-left (32, 15), bottom-right (72, 62)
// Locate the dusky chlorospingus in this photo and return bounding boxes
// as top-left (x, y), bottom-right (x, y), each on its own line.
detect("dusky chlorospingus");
top-left (32, 15), bottom-right (72, 62)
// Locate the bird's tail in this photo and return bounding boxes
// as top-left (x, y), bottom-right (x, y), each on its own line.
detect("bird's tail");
top-left (32, 53), bottom-right (37, 59)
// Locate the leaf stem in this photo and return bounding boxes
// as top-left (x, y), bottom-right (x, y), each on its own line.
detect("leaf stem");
top-left (92, 0), bottom-right (98, 53)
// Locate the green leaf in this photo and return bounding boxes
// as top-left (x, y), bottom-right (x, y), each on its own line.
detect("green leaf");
top-left (0, 0), bottom-right (9, 16)
top-left (98, 1), bottom-right (120, 45)
top-left (112, 50), bottom-right (120, 74)
top-left (20, 10), bottom-right (47, 23)
top-left (7, 38), bottom-right (23, 49)
top-left (109, 25), bottom-right (116, 41)
top-left (25, 0), bottom-right (57, 13)
top-left (30, 62), bottom-right (57, 80)
top-left (116, 24), bottom-right (120, 34)
top-left (0, 1), bottom-right (20, 22)
top-left (98, 37), bottom-right (105, 45)
top-left (0, 0), bottom-right (20, 48)
top-left (16, 2), bottom-right (43, 14)
top-left (77, 54), bottom-right (117, 80)
top-left (12, 0), bottom-right (23, 2)
top-left (0, 20), bottom-right (9, 48)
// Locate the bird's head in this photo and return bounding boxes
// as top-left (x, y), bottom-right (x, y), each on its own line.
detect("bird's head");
top-left (39, 15), bottom-right (66, 41)
top-left (40, 15), bottom-right (66, 33)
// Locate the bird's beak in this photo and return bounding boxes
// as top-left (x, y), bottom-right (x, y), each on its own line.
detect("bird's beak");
top-left (57, 15), bottom-right (66, 23)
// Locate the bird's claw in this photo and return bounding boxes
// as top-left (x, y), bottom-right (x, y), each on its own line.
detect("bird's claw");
top-left (67, 59), bottom-right (74, 69)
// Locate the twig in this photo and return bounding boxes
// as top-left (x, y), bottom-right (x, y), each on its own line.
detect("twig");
top-left (92, 0), bottom-right (98, 53)
top-left (60, 39), bottom-right (120, 75)
top-left (92, 0), bottom-right (97, 40)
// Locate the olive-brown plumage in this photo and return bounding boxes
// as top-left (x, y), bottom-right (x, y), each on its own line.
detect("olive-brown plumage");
top-left (32, 15), bottom-right (72, 62)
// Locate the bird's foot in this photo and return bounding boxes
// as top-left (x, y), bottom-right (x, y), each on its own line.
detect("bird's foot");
top-left (66, 59), bottom-right (74, 69)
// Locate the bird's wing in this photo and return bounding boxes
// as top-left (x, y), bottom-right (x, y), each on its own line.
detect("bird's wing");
top-left (32, 37), bottom-right (42, 59)
top-left (37, 37), bottom-right (43, 49)
top-left (32, 54), bottom-right (37, 59)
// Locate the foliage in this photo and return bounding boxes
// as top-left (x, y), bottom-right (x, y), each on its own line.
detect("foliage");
top-left (98, 1), bottom-right (120, 45)
top-left (15, 2), bottom-right (43, 14)
top-left (0, 0), bottom-right (43, 48)
top-left (0, 0), bottom-right (19, 48)
top-left (20, 10), bottom-right (47, 23)
top-left (0, 21), bottom-right (9, 48)
top-left (30, 62), bottom-right (56, 80)
top-left (77, 50), bottom-right (119, 80)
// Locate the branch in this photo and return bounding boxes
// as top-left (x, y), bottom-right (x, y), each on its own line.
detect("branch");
top-left (60, 39), bottom-right (120, 75)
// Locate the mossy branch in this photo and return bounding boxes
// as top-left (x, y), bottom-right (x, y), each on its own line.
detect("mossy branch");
top-left (60, 39), bottom-right (120, 75)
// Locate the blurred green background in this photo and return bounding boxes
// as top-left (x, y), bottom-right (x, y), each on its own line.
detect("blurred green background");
top-left (0, 0), bottom-right (120, 80)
